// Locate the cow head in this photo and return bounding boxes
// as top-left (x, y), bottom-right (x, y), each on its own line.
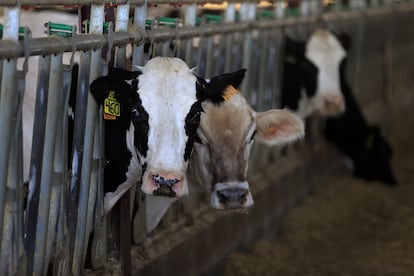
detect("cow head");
top-left (283, 29), bottom-right (346, 117)
top-left (353, 126), bottom-right (397, 185)
top-left (189, 69), bottom-right (305, 209)
top-left (90, 57), bottom-right (220, 202)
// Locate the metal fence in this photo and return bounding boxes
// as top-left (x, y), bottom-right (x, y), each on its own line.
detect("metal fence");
top-left (0, 0), bottom-right (413, 274)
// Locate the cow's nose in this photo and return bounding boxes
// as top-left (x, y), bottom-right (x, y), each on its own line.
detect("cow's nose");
top-left (216, 188), bottom-right (249, 209)
top-left (323, 94), bottom-right (345, 115)
top-left (151, 174), bottom-right (182, 197)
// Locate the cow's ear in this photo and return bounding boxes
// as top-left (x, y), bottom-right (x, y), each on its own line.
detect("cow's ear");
top-left (109, 67), bottom-right (142, 81)
top-left (255, 109), bottom-right (304, 146)
top-left (203, 69), bottom-right (246, 104)
top-left (90, 76), bottom-right (134, 105)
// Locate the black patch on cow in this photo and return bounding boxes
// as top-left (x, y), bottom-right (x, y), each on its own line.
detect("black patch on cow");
top-left (130, 88), bottom-right (149, 158)
top-left (324, 59), bottom-right (397, 185)
top-left (183, 69), bottom-right (247, 161)
top-left (90, 67), bottom-right (149, 193)
top-left (202, 69), bottom-right (247, 104)
top-left (184, 101), bottom-right (203, 161)
top-left (281, 37), bottom-right (318, 110)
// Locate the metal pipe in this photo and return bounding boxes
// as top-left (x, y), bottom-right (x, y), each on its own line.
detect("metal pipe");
top-left (184, 4), bottom-right (196, 66)
top-left (115, 3), bottom-right (131, 68)
top-left (132, 2), bottom-right (147, 66)
top-left (0, 66), bottom-right (25, 276)
top-left (0, 6), bottom-right (20, 267)
top-left (0, 31), bottom-right (142, 59)
top-left (1, 5), bottom-right (413, 60)
top-left (224, 3), bottom-right (236, 72)
top-left (35, 53), bottom-right (64, 276)
top-left (24, 54), bottom-right (51, 275)
top-left (72, 5), bottom-right (104, 275)
top-left (240, 2), bottom-right (256, 100)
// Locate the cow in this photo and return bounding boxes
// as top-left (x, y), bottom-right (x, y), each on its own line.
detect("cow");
top-left (187, 69), bottom-right (305, 209)
top-left (145, 68), bottom-right (305, 231)
top-left (90, 57), bottom-right (303, 220)
top-left (324, 34), bottom-right (397, 185)
top-left (281, 29), bottom-right (347, 118)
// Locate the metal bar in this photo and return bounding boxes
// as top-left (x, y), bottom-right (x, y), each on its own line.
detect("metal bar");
top-left (51, 64), bottom-right (73, 276)
top-left (240, 2), bottom-right (256, 100)
top-left (224, 3), bottom-right (236, 72)
top-left (24, 54), bottom-right (51, 275)
top-left (31, 53), bottom-right (60, 274)
top-left (72, 5), bottom-right (104, 275)
top-left (0, 67), bottom-right (25, 276)
top-left (132, 2), bottom-right (147, 66)
top-left (0, 7), bottom-right (19, 258)
top-left (36, 53), bottom-right (64, 276)
top-left (2, 0), bottom-right (252, 5)
top-left (115, 3), bottom-right (133, 275)
top-left (0, 31), bottom-right (142, 59)
top-left (184, 4), bottom-right (196, 66)
top-left (115, 3), bottom-right (130, 67)
top-left (1, 5), bottom-right (413, 60)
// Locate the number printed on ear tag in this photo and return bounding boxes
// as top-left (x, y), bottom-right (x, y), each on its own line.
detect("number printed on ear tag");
top-left (104, 91), bottom-right (120, 120)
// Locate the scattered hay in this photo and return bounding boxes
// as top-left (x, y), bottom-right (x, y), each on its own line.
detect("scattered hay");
top-left (224, 106), bottom-right (414, 275)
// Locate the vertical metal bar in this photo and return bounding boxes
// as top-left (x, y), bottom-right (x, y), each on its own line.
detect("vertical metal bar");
top-left (37, 53), bottom-right (64, 276)
top-left (240, 2), bottom-right (256, 100)
top-left (51, 64), bottom-right (73, 276)
top-left (132, 2), bottom-right (147, 67)
top-left (72, 5), bottom-right (104, 275)
top-left (115, 3), bottom-right (130, 68)
top-left (115, 3), bottom-right (133, 275)
top-left (24, 54), bottom-right (50, 275)
top-left (204, 34), bottom-right (214, 78)
top-left (0, 68), bottom-right (25, 276)
top-left (275, 0), bottom-right (286, 18)
top-left (256, 29), bottom-right (269, 112)
top-left (67, 51), bottom-right (89, 270)
top-left (184, 4), bottom-right (196, 66)
top-left (131, 3), bottom-right (148, 246)
top-left (0, 7), bottom-right (19, 257)
top-left (224, 3), bottom-right (236, 72)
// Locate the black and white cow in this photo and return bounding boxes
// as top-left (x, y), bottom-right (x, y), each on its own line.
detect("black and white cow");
top-left (90, 57), bottom-right (202, 212)
top-left (281, 29), bottom-right (346, 118)
top-left (145, 68), bottom-right (305, 231)
top-left (324, 35), bottom-right (397, 185)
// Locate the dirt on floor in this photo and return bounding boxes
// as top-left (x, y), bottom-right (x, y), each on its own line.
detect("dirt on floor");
top-left (224, 103), bottom-right (414, 276)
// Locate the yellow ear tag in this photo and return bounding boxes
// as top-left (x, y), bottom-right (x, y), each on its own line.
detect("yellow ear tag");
top-left (104, 91), bottom-right (120, 120)
top-left (222, 85), bottom-right (238, 101)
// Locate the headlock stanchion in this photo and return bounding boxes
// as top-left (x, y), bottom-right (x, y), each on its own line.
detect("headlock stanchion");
top-left (0, 0), bottom-right (413, 274)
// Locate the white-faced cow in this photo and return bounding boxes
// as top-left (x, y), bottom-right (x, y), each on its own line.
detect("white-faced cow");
top-left (145, 68), bottom-right (305, 231)
top-left (324, 34), bottom-right (397, 185)
top-left (92, 57), bottom-right (281, 212)
top-left (281, 29), bottom-right (346, 118)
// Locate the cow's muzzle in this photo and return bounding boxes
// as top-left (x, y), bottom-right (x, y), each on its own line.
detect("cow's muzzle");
top-left (211, 182), bottom-right (254, 209)
top-left (152, 174), bottom-right (179, 197)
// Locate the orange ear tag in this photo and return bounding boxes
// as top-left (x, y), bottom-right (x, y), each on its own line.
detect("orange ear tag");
top-left (222, 85), bottom-right (238, 101)
top-left (104, 91), bottom-right (120, 120)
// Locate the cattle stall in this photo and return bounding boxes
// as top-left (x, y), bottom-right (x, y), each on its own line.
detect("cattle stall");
top-left (0, 0), bottom-right (413, 275)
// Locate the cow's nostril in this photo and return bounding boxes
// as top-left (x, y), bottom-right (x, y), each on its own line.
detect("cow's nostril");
top-left (239, 190), bottom-right (248, 204)
top-left (217, 190), bottom-right (229, 204)
top-left (152, 175), bottom-right (180, 187)
top-left (217, 188), bottom-right (249, 206)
